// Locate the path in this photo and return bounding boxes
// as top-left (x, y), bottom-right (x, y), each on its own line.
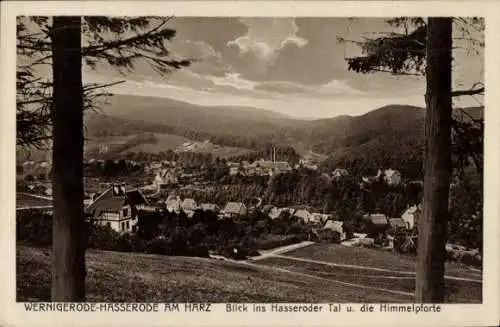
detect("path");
top-left (210, 241), bottom-right (480, 300)
top-left (211, 246), bottom-right (413, 298)
top-left (272, 254), bottom-right (482, 283)
top-left (250, 241), bottom-right (315, 261)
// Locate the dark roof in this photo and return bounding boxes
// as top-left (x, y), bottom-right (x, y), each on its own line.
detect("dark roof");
top-left (125, 189), bottom-right (149, 206)
top-left (85, 186), bottom-right (147, 215)
top-left (363, 214), bottom-right (388, 226)
top-left (92, 197), bottom-right (126, 216)
top-left (388, 218), bottom-right (408, 229)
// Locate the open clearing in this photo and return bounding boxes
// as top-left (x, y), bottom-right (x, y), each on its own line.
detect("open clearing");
top-left (85, 133), bottom-right (253, 159)
top-left (17, 242), bottom-right (481, 303)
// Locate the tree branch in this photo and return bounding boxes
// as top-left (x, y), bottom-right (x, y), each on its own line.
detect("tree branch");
top-left (451, 87), bottom-right (484, 97)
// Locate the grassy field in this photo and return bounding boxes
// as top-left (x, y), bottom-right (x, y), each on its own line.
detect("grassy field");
top-left (19, 245), bottom-right (411, 303)
top-left (17, 243), bottom-right (481, 303)
top-left (85, 133), bottom-right (253, 159)
top-left (283, 243), bottom-right (482, 280)
top-left (256, 257), bottom-right (481, 303)
top-left (16, 193), bottom-right (52, 208)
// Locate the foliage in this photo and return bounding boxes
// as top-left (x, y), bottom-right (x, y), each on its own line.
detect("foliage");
top-left (339, 17), bottom-right (484, 179)
top-left (16, 210), bottom-right (53, 246)
top-left (17, 16), bottom-right (191, 149)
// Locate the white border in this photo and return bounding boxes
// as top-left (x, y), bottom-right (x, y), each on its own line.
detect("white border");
top-left (1, 1), bottom-right (499, 327)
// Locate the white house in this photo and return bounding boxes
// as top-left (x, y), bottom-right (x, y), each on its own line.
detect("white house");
top-left (323, 220), bottom-right (346, 239)
top-left (229, 167), bottom-right (240, 176)
top-left (153, 168), bottom-right (179, 190)
top-left (181, 198), bottom-right (198, 212)
top-left (268, 207), bottom-right (283, 220)
top-left (166, 195), bottom-right (182, 213)
top-left (312, 213), bottom-right (331, 225)
top-left (383, 169), bottom-right (402, 185)
top-left (401, 204), bottom-right (421, 230)
top-left (85, 186), bottom-right (148, 233)
top-left (293, 209), bottom-right (315, 223)
top-left (94, 203), bottom-right (135, 233)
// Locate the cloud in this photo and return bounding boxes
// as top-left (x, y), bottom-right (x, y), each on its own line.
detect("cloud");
top-left (228, 18), bottom-right (308, 61)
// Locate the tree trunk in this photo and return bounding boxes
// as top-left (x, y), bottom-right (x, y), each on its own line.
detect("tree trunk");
top-left (415, 17), bottom-right (453, 303)
top-left (51, 16), bottom-right (86, 301)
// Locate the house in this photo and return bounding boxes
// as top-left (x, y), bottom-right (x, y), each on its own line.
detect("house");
top-left (85, 185), bottom-right (149, 233)
top-left (260, 204), bottom-right (277, 216)
top-left (181, 198), bottom-right (198, 212)
top-left (382, 169), bottom-right (402, 185)
top-left (388, 218), bottom-right (409, 234)
top-left (229, 167), bottom-right (240, 176)
top-left (316, 220), bottom-right (345, 242)
top-left (293, 208), bottom-right (315, 223)
top-left (200, 203), bottom-right (220, 213)
top-left (153, 168), bottom-right (179, 189)
top-left (312, 213), bottom-right (331, 225)
top-left (332, 168), bottom-right (349, 180)
top-left (401, 204), bottom-right (422, 230)
top-left (165, 195), bottom-right (182, 213)
top-left (221, 202), bottom-right (247, 218)
top-left (243, 159), bottom-right (292, 176)
top-left (323, 220), bottom-right (344, 234)
top-left (363, 213), bottom-right (389, 234)
top-left (136, 203), bottom-right (164, 212)
top-left (268, 207), bottom-right (283, 220)
top-left (268, 207), bottom-right (296, 220)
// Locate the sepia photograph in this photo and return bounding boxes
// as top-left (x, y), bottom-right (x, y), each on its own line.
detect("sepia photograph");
top-left (3, 2), bottom-right (498, 325)
top-left (14, 14), bottom-right (485, 304)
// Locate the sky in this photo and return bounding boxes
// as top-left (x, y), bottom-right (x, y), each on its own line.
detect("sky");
top-left (83, 17), bottom-right (484, 119)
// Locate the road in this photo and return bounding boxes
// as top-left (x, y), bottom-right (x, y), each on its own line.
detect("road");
top-left (250, 241), bottom-right (315, 261)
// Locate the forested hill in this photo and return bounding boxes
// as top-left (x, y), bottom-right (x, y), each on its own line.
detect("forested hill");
top-left (81, 95), bottom-right (482, 178)
top-left (85, 95), bottom-right (428, 151)
top-left (320, 105), bottom-right (484, 179)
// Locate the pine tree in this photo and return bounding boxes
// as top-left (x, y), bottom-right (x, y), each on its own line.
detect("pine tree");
top-left (17, 16), bottom-right (190, 301)
top-left (340, 17), bottom-right (483, 302)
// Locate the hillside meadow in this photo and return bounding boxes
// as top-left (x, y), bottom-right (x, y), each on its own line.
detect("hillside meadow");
top-left (17, 245), bottom-right (411, 303)
top-left (17, 244), bottom-right (481, 303)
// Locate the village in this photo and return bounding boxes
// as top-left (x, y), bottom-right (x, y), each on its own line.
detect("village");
top-left (16, 151), bottom-right (436, 258)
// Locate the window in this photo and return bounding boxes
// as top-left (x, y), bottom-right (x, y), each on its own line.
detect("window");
top-left (126, 221), bottom-right (130, 230)
top-left (121, 222), bottom-right (125, 231)
top-left (106, 222), bottom-right (111, 228)
top-left (123, 208), bottom-right (129, 217)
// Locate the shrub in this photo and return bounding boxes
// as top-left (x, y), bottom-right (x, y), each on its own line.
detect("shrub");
top-left (146, 236), bottom-right (170, 255)
top-left (16, 210), bottom-right (52, 246)
top-left (87, 224), bottom-right (121, 251)
top-left (330, 231), bottom-right (342, 244)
